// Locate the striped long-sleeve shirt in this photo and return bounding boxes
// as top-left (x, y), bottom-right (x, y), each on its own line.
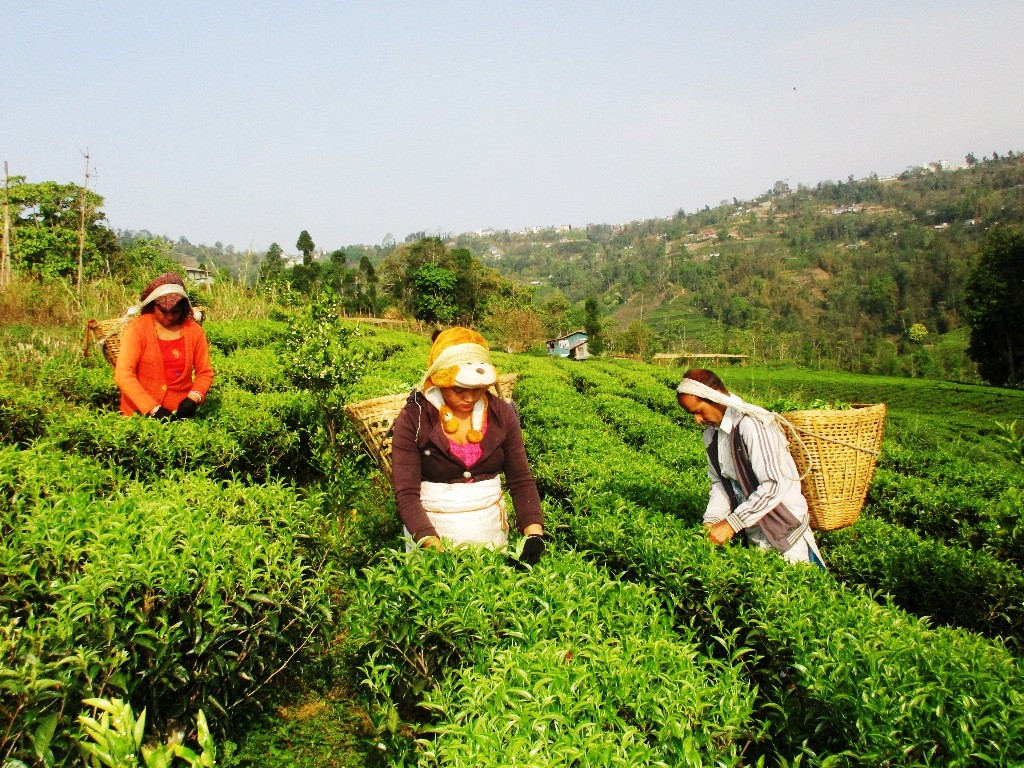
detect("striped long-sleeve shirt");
top-left (701, 406), bottom-right (809, 534)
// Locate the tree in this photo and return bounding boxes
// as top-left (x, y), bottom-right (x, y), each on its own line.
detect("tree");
top-left (7, 178), bottom-right (115, 280)
top-left (964, 225), bottom-right (1024, 387)
top-left (113, 238), bottom-right (181, 285)
top-left (259, 242), bottom-right (285, 285)
top-left (325, 248), bottom-right (348, 291)
top-left (584, 297), bottom-right (604, 354)
top-left (617, 319), bottom-right (656, 358)
top-left (410, 263), bottom-right (458, 324)
top-left (484, 305), bottom-right (544, 353)
top-left (353, 256), bottom-right (379, 315)
top-left (296, 230), bottom-right (316, 266)
top-left (540, 291), bottom-right (573, 337)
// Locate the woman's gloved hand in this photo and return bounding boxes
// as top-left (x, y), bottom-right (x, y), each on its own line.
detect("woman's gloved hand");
top-left (520, 534), bottom-right (546, 565)
top-left (150, 406), bottom-right (175, 420)
top-left (175, 397), bottom-right (199, 419)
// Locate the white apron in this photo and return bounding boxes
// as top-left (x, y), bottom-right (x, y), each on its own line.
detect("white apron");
top-left (403, 476), bottom-right (508, 551)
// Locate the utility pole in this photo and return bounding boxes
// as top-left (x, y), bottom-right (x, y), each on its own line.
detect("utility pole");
top-left (1, 162), bottom-right (11, 290)
top-left (76, 149), bottom-right (91, 295)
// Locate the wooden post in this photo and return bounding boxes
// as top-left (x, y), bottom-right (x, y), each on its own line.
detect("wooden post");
top-left (76, 149), bottom-right (91, 295)
top-left (1, 161), bottom-right (10, 289)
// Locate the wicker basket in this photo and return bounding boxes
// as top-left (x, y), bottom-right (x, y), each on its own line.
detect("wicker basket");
top-left (781, 403), bottom-right (887, 531)
top-left (84, 316), bottom-right (131, 366)
top-left (84, 307), bottom-right (207, 367)
top-left (344, 373), bottom-right (518, 477)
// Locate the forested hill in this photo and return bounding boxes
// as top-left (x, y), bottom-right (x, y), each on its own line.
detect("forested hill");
top-left (450, 153), bottom-right (1024, 373)
top-left (86, 151), bottom-right (1024, 379)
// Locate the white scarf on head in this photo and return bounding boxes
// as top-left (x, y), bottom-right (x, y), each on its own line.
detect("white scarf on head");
top-left (419, 342), bottom-right (493, 391)
top-left (676, 378), bottom-right (776, 424)
top-left (140, 283), bottom-right (188, 308)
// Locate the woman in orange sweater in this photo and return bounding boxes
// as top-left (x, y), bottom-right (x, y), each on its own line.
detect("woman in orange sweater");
top-left (114, 272), bottom-right (215, 418)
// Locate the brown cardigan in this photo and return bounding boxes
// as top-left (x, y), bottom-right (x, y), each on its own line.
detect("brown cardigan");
top-left (391, 390), bottom-right (544, 543)
top-left (113, 314), bottom-right (215, 416)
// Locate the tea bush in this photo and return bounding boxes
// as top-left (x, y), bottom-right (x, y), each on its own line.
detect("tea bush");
top-left (823, 515), bottom-right (1024, 648)
top-left (41, 408), bottom-right (244, 480)
top-left (204, 318), bottom-right (290, 355)
top-left (41, 353), bottom-right (121, 410)
top-left (214, 347), bottom-right (290, 394)
top-left (512, 357), bottom-right (1024, 766)
top-left (206, 387), bottom-right (317, 481)
top-left (0, 444), bottom-right (128, 515)
top-left (563, 491), bottom-right (1024, 767)
top-left (866, 452), bottom-right (1024, 565)
top-left (1, 465), bottom-right (339, 763)
top-left (0, 381), bottom-right (48, 447)
top-left (422, 636), bottom-right (752, 767)
top-left (590, 391), bottom-right (705, 471)
top-left (342, 547), bottom-right (756, 767)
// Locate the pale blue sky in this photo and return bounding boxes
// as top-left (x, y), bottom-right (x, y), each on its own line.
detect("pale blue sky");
top-left (4, 1), bottom-right (1022, 252)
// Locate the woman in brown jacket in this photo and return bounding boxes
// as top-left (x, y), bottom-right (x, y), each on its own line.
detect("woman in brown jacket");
top-left (114, 272), bottom-right (214, 419)
top-left (391, 327), bottom-right (545, 563)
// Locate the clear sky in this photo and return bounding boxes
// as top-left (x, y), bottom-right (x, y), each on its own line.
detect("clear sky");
top-left (4, 1), bottom-right (1022, 253)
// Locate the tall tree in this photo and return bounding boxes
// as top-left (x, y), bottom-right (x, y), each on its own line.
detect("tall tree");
top-left (259, 242), bottom-right (285, 285)
top-left (296, 230), bottom-right (316, 266)
top-left (7, 178), bottom-right (115, 280)
top-left (964, 225), bottom-right (1024, 387)
top-left (410, 263), bottom-right (457, 324)
top-left (584, 296), bottom-right (605, 354)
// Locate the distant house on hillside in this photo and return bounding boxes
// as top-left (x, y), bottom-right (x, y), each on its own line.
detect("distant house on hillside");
top-left (186, 267), bottom-right (214, 287)
top-left (546, 330), bottom-right (590, 360)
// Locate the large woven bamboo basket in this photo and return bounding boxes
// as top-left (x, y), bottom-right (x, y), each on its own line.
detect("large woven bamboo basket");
top-left (84, 317), bottom-right (130, 366)
top-left (84, 307), bottom-right (207, 367)
top-left (344, 373), bottom-right (518, 477)
top-left (781, 403), bottom-right (887, 531)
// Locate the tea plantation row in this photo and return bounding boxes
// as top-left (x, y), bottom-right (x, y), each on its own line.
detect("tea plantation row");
top-left (3, 313), bottom-right (1024, 767)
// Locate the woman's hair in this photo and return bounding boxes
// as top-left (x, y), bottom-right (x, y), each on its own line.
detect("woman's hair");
top-left (682, 368), bottom-right (727, 394)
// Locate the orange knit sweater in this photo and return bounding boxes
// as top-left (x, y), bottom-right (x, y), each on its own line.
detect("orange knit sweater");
top-left (113, 314), bottom-right (215, 416)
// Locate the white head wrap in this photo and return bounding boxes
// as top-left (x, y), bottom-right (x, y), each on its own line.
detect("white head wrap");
top-left (140, 283), bottom-right (188, 308)
top-left (676, 377), bottom-right (776, 424)
top-left (419, 342), bottom-right (497, 391)
top-left (678, 376), bottom-right (813, 481)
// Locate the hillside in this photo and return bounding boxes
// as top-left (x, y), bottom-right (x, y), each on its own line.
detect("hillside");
top-left (450, 153), bottom-right (1024, 374)
top-left (7, 152), bottom-right (1020, 382)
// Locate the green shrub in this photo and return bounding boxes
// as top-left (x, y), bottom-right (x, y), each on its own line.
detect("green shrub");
top-left (422, 636), bottom-right (752, 767)
top-left (77, 698), bottom-right (216, 768)
top-left (204, 319), bottom-right (289, 354)
top-left (341, 547), bottom-right (755, 766)
top-left (41, 353), bottom-right (121, 410)
top-left (823, 515), bottom-right (1024, 648)
top-left (41, 408), bottom-right (243, 480)
top-left (0, 381), bottom-right (47, 447)
top-left (564, 492), bottom-right (1024, 767)
top-left (1, 468), bottom-right (339, 765)
top-left (206, 387), bottom-right (318, 482)
top-left (213, 347), bottom-right (290, 393)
